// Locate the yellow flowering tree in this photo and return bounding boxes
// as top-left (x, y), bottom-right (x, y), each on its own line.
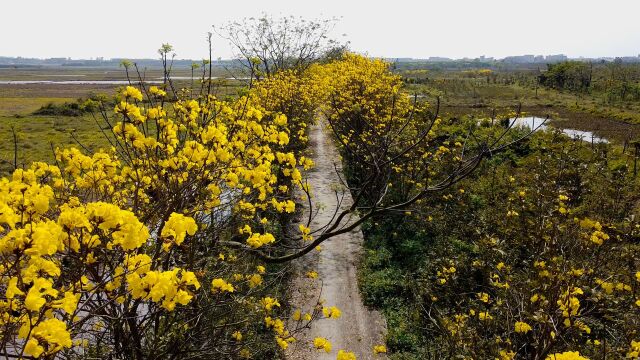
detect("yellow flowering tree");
top-left (0, 42), bottom-right (515, 358)
top-left (358, 119), bottom-right (640, 358)
top-left (0, 54), bottom-right (330, 357)
top-left (234, 53), bottom-right (524, 265)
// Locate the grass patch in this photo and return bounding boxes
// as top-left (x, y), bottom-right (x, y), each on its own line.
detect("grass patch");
top-left (0, 97), bottom-right (71, 116)
top-left (0, 114), bottom-right (111, 175)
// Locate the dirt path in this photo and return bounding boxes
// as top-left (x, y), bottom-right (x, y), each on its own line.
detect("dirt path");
top-left (286, 122), bottom-right (387, 360)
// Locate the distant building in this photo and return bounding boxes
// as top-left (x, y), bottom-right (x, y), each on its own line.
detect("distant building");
top-left (393, 58), bottom-right (415, 63)
top-left (44, 57), bottom-right (67, 63)
top-left (503, 55), bottom-right (536, 63)
top-left (501, 54), bottom-right (568, 64)
top-left (427, 56), bottom-right (452, 62)
top-left (475, 55), bottom-right (494, 62)
top-left (545, 54), bottom-right (568, 63)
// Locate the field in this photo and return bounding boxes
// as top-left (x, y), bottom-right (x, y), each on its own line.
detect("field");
top-left (0, 85), bottom-right (112, 172)
top-left (399, 62), bottom-right (640, 142)
top-left (3, 62), bottom-right (640, 174)
top-left (0, 65), bottom-right (244, 174)
top-left (3, 61), bottom-right (639, 174)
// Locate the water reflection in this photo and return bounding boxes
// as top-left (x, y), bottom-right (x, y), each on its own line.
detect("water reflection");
top-left (510, 117), bottom-right (608, 144)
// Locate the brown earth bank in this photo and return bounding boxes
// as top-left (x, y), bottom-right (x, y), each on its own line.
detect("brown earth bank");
top-left (441, 103), bottom-right (640, 143)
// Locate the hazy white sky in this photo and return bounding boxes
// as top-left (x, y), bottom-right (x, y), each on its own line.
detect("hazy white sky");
top-left (2, 0), bottom-right (639, 60)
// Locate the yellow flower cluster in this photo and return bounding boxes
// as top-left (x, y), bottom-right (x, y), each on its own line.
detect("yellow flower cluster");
top-left (21, 318), bottom-right (73, 358)
top-left (261, 296), bottom-right (281, 311)
top-left (337, 349), bottom-right (357, 359)
top-left (211, 278), bottom-right (235, 293)
top-left (313, 337), bottom-right (332, 353)
top-left (628, 340), bottom-right (640, 358)
top-left (160, 212), bottom-right (198, 251)
top-left (121, 85), bottom-right (143, 101)
top-left (514, 321), bottom-right (532, 333)
top-left (545, 351), bottom-right (588, 360)
top-left (322, 305), bottom-right (342, 319)
top-left (373, 345), bottom-right (387, 354)
top-left (149, 85), bottom-right (167, 98)
top-left (127, 268), bottom-right (201, 311)
top-left (577, 217), bottom-right (609, 245)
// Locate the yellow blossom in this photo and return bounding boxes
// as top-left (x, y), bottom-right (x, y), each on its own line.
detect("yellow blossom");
top-left (211, 278), bottom-right (234, 293)
top-left (261, 297), bottom-right (281, 311)
top-left (313, 337), bottom-right (332, 353)
top-left (545, 351), bottom-right (588, 360)
top-left (514, 321), bottom-right (532, 333)
top-left (373, 345), bottom-right (387, 354)
top-left (337, 349), bottom-right (357, 360)
top-left (161, 212), bottom-right (198, 251)
top-left (323, 306), bottom-right (342, 319)
top-left (232, 331), bottom-right (242, 341)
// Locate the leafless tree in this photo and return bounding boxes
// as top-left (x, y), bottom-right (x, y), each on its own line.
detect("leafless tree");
top-left (215, 15), bottom-right (346, 79)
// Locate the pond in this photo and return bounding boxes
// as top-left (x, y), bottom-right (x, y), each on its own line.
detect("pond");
top-left (509, 116), bottom-right (609, 144)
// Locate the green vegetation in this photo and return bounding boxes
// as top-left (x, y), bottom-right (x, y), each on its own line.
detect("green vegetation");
top-left (0, 97), bottom-right (70, 116)
top-left (398, 61), bottom-right (640, 141)
top-left (33, 97), bottom-right (101, 116)
top-left (0, 114), bottom-right (111, 174)
top-left (538, 61), bottom-right (592, 92)
top-left (357, 124), bottom-right (640, 358)
top-left (0, 67), bottom-right (247, 175)
top-left (1, 56), bottom-right (640, 358)
top-left (352, 62), bottom-right (640, 359)
top-left (0, 81), bottom-right (118, 173)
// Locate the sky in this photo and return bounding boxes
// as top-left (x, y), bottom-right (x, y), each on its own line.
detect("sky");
top-left (2, 0), bottom-right (639, 60)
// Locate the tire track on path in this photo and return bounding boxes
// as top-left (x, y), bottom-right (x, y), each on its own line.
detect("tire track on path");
top-left (286, 121), bottom-right (387, 360)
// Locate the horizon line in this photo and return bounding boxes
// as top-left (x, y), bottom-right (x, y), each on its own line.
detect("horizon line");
top-left (2, 53), bottom-right (640, 63)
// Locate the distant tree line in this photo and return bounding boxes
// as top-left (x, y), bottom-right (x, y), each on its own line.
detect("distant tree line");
top-left (537, 60), bottom-right (640, 102)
